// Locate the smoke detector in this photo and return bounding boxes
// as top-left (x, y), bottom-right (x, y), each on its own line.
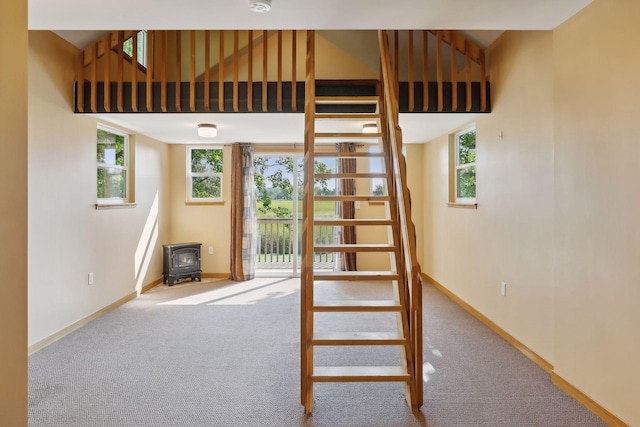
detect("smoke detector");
top-left (249, 0), bottom-right (271, 13)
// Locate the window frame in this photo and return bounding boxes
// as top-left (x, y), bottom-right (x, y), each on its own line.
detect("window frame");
top-left (97, 125), bottom-right (130, 204)
top-left (453, 125), bottom-right (477, 204)
top-left (122, 30), bottom-right (148, 68)
top-left (186, 146), bottom-right (224, 203)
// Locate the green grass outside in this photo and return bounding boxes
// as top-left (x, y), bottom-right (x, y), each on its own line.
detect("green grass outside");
top-left (256, 199), bottom-right (336, 218)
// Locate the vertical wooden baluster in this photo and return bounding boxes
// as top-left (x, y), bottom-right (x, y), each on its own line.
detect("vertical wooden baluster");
top-left (292, 30), bottom-right (297, 112)
top-left (76, 50), bottom-right (85, 112)
top-left (204, 30), bottom-right (210, 112)
top-left (451, 31), bottom-right (458, 112)
top-left (175, 31), bottom-right (182, 112)
top-left (436, 31), bottom-right (443, 112)
top-left (422, 30), bottom-right (428, 111)
top-left (465, 40), bottom-right (472, 112)
top-left (234, 30), bottom-right (239, 112)
top-left (408, 30), bottom-right (414, 112)
top-left (219, 30), bottom-right (225, 112)
top-left (248, 30), bottom-right (253, 112)
top-left (132, 32), bottom-right (138, 112)
top-left (161, 31), bottom-right (167, 112)
top-left (90, 42), bottom-right (97, 113)
top-left (277, 30), bottom-right (282, 111)
top-left (394, 30), bottom-right (399, 99)
top-left (190, 31), bottom-right (196, 112)
top-left (480, 50), bottom-right (487, 112)
top-left (146, 30), bottom-right (154, 112)
top-left (263, 30), bottom-right (268, 112)
top-left (103, 35), bottom-right (111, 112)
top-left (117, 31), bottom-right (124, 112)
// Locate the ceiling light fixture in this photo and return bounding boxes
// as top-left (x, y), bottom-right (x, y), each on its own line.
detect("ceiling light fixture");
top-left (249, 0), bottom-right (271, 13)
top-left (198, 123), bottom-right (218, 138)
top-left (362, 123), bottom-right (378, 134)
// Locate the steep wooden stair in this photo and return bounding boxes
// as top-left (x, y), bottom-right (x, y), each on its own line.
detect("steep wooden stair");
top-left (300, 30), bottom-right (423, 414)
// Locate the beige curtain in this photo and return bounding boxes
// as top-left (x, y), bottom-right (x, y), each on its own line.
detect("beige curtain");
top-left (336, 142), bottom-right (357, 271)
top-left (230, 143), bottom-right (257, 281)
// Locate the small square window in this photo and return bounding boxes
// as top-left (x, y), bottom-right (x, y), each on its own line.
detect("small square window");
top-left (187, 147), bottom-right (224, 202)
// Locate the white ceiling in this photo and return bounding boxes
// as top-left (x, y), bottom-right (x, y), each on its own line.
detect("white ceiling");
top-left (31, 0), bottom-right (593, 145)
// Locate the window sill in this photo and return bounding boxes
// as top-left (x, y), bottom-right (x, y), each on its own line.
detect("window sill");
top-left (185, 201), bottom-right (225, 206)
top-left (447, 202), bottom-right (478, 209)
top-left (95, 202), bottom-right (137, 210)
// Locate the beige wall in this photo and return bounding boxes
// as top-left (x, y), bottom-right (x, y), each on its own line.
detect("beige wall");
top-left (169, 145), bottom-right (232, 275)
top-left (553, 0), bottom-right (640, 424)
top-left (422, 0), bottom-right (640, 424)
top-left (0, 0), bottom-right (28, 423)
top-left (423, 29), bottom-right (556, 361)
top-left (28, 31), bottom-right (171, 347)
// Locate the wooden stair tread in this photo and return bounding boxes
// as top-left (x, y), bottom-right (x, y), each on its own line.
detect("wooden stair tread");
top-left (312, 299), bottom-right (402, 312)
top-left (315, 132), bottom-right (383, 139)
top-left (313, 271), bottom-right (400, 281)
top-left (315, 113), bottom-right (381, 120)
top-left (314, 195), bottom-right (390, 202)
top-left (313, 331), bottom-right (406, 345)
top-left (313, 219), bottom-right (392, 226)
top-left (315, 96), bottom-right (380, 104)
top-left (314, 244), bottom-right (396, 252)
top-left (314, 172), bottom-right (386, 179)
top-left (312, 366), bottom-right (410, 382)
top-left (314, 152), bottom-right (384, 158)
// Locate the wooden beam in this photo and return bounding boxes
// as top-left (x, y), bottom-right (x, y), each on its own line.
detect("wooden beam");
top-left (160, 31), bottom-right (167, 112)
top-left (76, 50), bottom-right (84, 112)
top-left (175, 31), bottom-right (181, 112)
top-left (292, 30), bottom-right (297, 112)
top-left (436, 31), bottom-right (443, 112)
top-left (408, 30), bottom-right (414, 112)
top-left (480, 50), bottom-right (487, 112)
top-left (117, 31), bottom-right (124, 112)
top-left (277, 30), bottom-right (283, 111)
top-left (146, 30), bottom-right (153, 112)
top-left (190, 31), bottom-right (196, 112)
top-left (234, 31), bottom-right (239, 112)
top-left (132, 32), bottom-right (138, 112)
top-left (429, 29), bottom-right (483, 64)
top-left (90, 41), bottom-right (97, 113)
top-left (248, 30), bottom-right (253, 112)
top-left (465, 40), bottom-right (472, 112)
top-left (422, 30), bottom-right (428, 112)
top-left (103, 34), bottom-right (110, 112)
top-left (204, 30), bottom-right (210, 112)
top-left (219, 30), bottom-right (225, 112)
top-left (451, 32), bottom-right (457, 112)
top-left (394, 30), bottom-right (399, 99)
top-left (262, 30), bottom-right (268, 112)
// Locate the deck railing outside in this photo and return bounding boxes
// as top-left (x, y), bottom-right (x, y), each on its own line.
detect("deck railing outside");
top-left (257, 218), bottom-right (333, 270)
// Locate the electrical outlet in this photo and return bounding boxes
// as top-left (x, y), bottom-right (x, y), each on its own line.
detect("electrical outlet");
top-left (88, 272), bottom-right (94, 285)
top-left (354, 201), bottom-right (361, 209)
top-left (500, 281), bottom-right (507, 296)
top-left (208, 246), bottom-right (214, 254)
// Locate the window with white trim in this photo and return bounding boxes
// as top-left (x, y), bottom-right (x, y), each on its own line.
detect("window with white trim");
top-left (187, 147), bottom-right (224, 202)
top-left (454, 126), bottom-right (476, 202)
top-left (97, 126), bottom-right (129, 202)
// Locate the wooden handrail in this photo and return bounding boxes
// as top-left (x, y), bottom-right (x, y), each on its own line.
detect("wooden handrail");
top-left (377, 29), bottom-right (424, 408)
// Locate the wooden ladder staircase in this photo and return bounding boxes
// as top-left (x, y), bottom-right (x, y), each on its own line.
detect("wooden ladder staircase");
top-left (301, 30), bottom-right (423, 414)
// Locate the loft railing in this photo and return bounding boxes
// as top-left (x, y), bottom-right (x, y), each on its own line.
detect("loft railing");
top-left (75, 29), bottom-right (307, 113)
top-left (383, 29), bottom-right (489, 112)
top-left (378, 29), bottom-right (424, 406)
top-left (74, 29), bottom-right (489, 115)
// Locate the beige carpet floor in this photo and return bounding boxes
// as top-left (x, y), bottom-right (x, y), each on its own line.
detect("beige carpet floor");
top-left (28, 277), bottom-right (606, 426)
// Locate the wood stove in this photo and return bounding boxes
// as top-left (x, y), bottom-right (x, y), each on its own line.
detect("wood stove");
top-left (162, 242), bottom-right (202, 286)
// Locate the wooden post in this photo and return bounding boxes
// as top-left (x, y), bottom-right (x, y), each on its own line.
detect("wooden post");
top-left (262, 30), bottom-right (268, 112)
top-left (205, 30), bottom-right (211, 112)
top-left (117, 31), bottom-right (124, 112)
top-left (146, 30), bottom-right (153, 112)
top-left (190, 31), bottom-right (196, 112)
top-left (103, 35), bottom-right (111, 112)
top-left (292, 30), bottom-right (297, 112)
top-left (233, 31), bottom-right (239, 112)
top-left (219, 30), bottom-right (225, 112)
top-left (175, 31), bottom-right (182, 112)
top-left (422, 30), bottom-right (428, 112)
top-left (248, 30), bottom-right (253, 112)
